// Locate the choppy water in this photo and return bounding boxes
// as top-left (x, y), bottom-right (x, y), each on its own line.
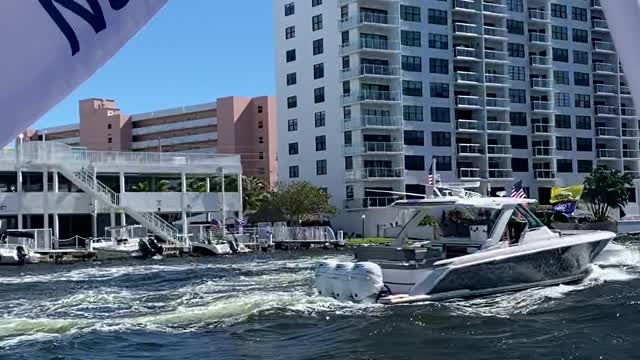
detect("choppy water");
top-left (0, 242), bottom-right (639, 359)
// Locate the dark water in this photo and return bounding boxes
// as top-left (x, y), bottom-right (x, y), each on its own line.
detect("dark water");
top-left (0, 243), bottom-right (639, 360)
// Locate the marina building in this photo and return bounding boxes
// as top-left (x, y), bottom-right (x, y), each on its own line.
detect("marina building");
top-left (273, 0), bottom-right (640, 233)
top-left (22, 96), bottom-right (278, 188)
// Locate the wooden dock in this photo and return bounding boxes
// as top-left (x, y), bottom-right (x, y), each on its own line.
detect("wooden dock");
top-left (35, 249), bottom-right (96, 264)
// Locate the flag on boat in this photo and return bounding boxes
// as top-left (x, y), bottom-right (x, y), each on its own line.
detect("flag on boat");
top-left (0, 0), bottom-right (168, 147)
top-left (510, 180), bottom-right (527, 199)
top-left (426, 160), bottom-right (434, 185)
top-left (550, 185), bottom-right (584, 217)
top-left (235, 218), bottom-right (246, 226)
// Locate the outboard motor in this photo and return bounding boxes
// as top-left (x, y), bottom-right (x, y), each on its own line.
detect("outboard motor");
top-left (315, 261), bottom-right (384, 303)
top-left (15, 246), bottom-right (27, 266)
top-left (349, 262), bottom-right (384, 302)
top-left (315, 260), bottom-right (337, 296)
top-left (331, 262), bottom-right (355, 301)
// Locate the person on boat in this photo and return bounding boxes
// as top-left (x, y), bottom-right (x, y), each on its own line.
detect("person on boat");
top-left (441, 209), bottom-right (469, 238)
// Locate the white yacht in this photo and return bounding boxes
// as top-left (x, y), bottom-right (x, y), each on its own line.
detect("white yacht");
top-left (315, 190), bottom-right (615, 305)
top-left (92, 225), bottom-right (160, 259)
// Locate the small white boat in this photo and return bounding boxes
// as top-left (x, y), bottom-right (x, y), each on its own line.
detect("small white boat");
top-left (0, 230), bottom-right (42, 265)
top-left (92, 225), bottom-right (158, 259)
top-left (192, 233), bottom-right (250, 256)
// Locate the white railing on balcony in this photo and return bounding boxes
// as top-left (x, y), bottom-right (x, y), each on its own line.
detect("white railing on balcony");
top-left (593, 41), bottom-right (615, 52)
top-left (532, 101), bottom-right (553, 112)
top-left (530, 56), bottom-right (551, 67)
top-left (597, 149), bottom-right (619, 158)
top-left (595, 105), bottom-right (619, 116)
top-left (363, 142), bottom-right (404, 153)
top-left (360, 64), bottom-right (400, 77)
top-left (458, 144), bottom-right (483, 155)
top-left (360, 12), bottom-right (400, 26)
top-left (342, 115), bottom-right (403, 130)
top-left (528, 9), bottom-right (549, 21)
top-left (358, 90), bottom-right (401, 102)
top-left (456, 96), bottom-right (482, 107)
top-left (621, 107), bottom-right (637, 117)
top-left (487, 145), bottom-right (512, 155)
top-left (347, 167), bottom-right (404, 180)
top-left (486, 98), bottom-right (509, 108)
top-left (455, 47), bottom-right (479, 59)
top-left (594, 84), bottom-right (617, 94)
top-left (535, 170), bottom-right (556, 180)
top-left (456, 71), bottom-right (482, 83)
top-left (532, 123), bottom-right (553, 134)
top-left (485, 74), bottom-right (509, 85)
top-left (457, 119), bottom-right (484, 131)
top-left (622, 128), bottom-right (640, 138)
top-left (486, 121), bottom-right (511, 132)
top-left (596, 127), bottom-right (619, 137)
top-left (592, 63), bottom-right (618, 73)
top-left (484, 26), bottom-right (507, 38)
top-left (360, 38), bottom-right (400, 51)
top-left (529, 33), bottom-right (549, 44)
top-left (454, 23), bottom-right (480, 36)
top-left (485, 50), bottom-right (508, 62)
top-left (531, 78), bottom-right (552, 89)
top-left (483, 2), bottom-right (506, 15)
top-left (623, 150), bottom-right (640, 159)
top-left (459, 168), bottom-right (481, 179)
top-left (592, 19), bottom-right (609, 31)
top-left (533, 147), bottom-right (556, 157)
top-left (620, 86), bottom-right (632, 95)
top-left (489, 169), bottom-right (513, 179)
top-left (454, 0), bottom-right (480, 11)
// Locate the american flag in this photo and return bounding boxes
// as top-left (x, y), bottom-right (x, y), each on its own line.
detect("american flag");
top-left (426, 161), bottom-right (434, 185)
top-left (511, 180), bottom-right (527, 199)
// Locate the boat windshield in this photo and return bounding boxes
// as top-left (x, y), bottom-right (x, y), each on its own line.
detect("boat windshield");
top-left (437, 206), bottom-right (501, 239)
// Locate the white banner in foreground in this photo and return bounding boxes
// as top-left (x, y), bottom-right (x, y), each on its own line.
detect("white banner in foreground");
top-left (0, 0), bottom-right (167, 146)
top-left (602, 1), bottom-right (640, 113)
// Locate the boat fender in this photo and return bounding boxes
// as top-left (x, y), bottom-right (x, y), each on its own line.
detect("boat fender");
top-left (315, 260), bottom-right (337, 296)
top-left (331, 262), bottom-right (355, 301)
top-left (349, 262), bottom-right (384, 303)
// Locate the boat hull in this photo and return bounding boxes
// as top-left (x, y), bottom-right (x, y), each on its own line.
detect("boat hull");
top-left (191, 242), bottom-right (232, 256)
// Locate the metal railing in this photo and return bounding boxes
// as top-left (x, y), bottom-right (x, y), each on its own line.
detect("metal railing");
top-left (454, 0), bottom-right (480, 11)
top-left (487, 145), bottom-right (512, 155)
top-left (486, 121), bottom-right (511, 132)
top-left (459, 168), bottom-right (481, 179)
top-left (620, 86), bottom-right (632, 95)
top-left (623, 150), bottom-right (640, 159)
top-left (485, 50), bottom-right (507, 61)
top-left (622, 128), bottom-right (640, 138)
top-left (483, 2), bottom-right (506, 14)
top-left (528, 9), bottom-right (549, 21)
top-left (358, 90), bottom-right (400, 102)
top-left (457, 119), bottom-right (484, 131)
top-left (342, 115), bottom-right (402, 129)
top-left (363, 142), bottom-right (404, 153)
top-left (454, 23), bottom-right (480, 36)
top-left (360, 64), bottom-right (400, 77)
top-left (594, 84), bottom-right (617, 94)
top-left (486, 98), bottom-right (509, 108)
top-left (533, 147), bottom-right (556, 157)
top-left (535, 170), bottom-right (556, 180)
top-left (621, 107), bottom-right (636, 117)
top-left (530, 56), bottom-right (551, 67)
top-left (596, 127), bottom-right (619, 137)
top-left (347, 168), bottom-right (404, 180)
top-left (532, 123), bottom-right (554, 134)
top-left (456, 96), bottom-right (482, 107)
top-left (455, 47), bottom-right (479, 59)
top-left (529, 32), bottom-right (549, 44)
top-left (484, 26), bottom-right (507, 38)
top-left (485, 74), bottom-right (509, 85)
top-left (488, 169), bottom-right (513, 179)
top-left (531, 78), bottom-right (552, 89)
top-left (458, 144), bottom-right (483, 155)
top-left (595, 105), bottom-right (619, 116)
top-left (532, 101), bottom-right (553, 112)
top-left (456, 71), bottom-right (482, 83)
top-left (593, 63), bottom-right (618, 73)
top-left (592, 19), bottom-right (608, 31)
top-left (597, 149), bottom-right (619, 158)
top-left (593, 41), bottom-right (615, 52)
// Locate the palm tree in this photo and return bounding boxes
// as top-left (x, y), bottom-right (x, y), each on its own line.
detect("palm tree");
top-left (583, 168), bottom-right (633, 221)
top-left (187, 178), bottom-right (207, 192)
top-left (242, 176), bottom-right (269, 214)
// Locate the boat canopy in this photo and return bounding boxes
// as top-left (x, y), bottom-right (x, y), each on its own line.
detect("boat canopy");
top-left (392, 197), bottom-right (537, 210)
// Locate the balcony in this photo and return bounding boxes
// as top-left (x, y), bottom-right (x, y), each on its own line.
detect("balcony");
top-left (621, 86), bottom-right (632, 96)
top-left (484, 50), bottom-right (508, 62)
top-left (530, 78), bottom-right (552, 90)
top-left (535, 170), bottom-right (557, 180)
top-left (621, 107), bottom-right (636, 117)
top-left (486, 98), bottom-right (510, 109)
top-left (457, 144), bottom-right (484, 156)
top-left (486, 121), bottom-right (511, 132)
top-left (596, 127), bottom-right (619, 137)
top-left (453, 0), bottom-right (480, 12)
top-left (338, 12), bottom-right (400, 30)
top-left (344, 197), bottom-right (399, 210)
top-left (341, 38), bottom-right (400, 55)
top-left (485, 74), bottom-right (509, 86)
top-left (593, 41), bottom-right (616, 53)
top-left (592, 19), bottom-right (609, 32)
top-left (528, 32), bottom-right (550, 45)
top-left (484, 26), bottom-right (508, 39)
top-left (362, 142), bottom-right (403, 154)
top-left (343, 90), bottom-right (400, 105)
top-left (529, 55), bottom-right (551, 67)
top-left (346, 167), bottom-right (404, 181)
top-left (457, 119), bottom-right (484, 132)
top-left (595, 105), bottom-right (619, 116)
top-left (532, 123), bottom-right (554, 135)
top-left (531, 101), bottom-right (553, 112)
top-left (341, 64), bottom-right (400, 80)
top-left (456, 71), bottom-right (482, 84)
top-left (533, 147), bottom-right (556, 157)
top-left (483, 2), bottom-right (507, 16)
top-left (592, 63), bottom-right (618, 74)
top-left (594, 84), bottom-right (618, 95)
top-left (528, 9), bottom-right (549, 22)
top-left (487, 145), bottom-right (512, 156)
top-left (454, 23), bottom-right (481, 37)
top-left (454, 47), bottom-right (480, 60)
top-left (597, 148), bottom-right (619, 159)
top-left (459, 168), bottom-right (481, 180)
top-left (622, 128), bottom-right (640, 138)
top-left (342, 115), bottom-right (402, 130)
top-left (623, 150), bottom-right (640, 159)
top-left (488, 169), bottom-right (513, 179)
top-left (455, 95), bottom-right (482, 108)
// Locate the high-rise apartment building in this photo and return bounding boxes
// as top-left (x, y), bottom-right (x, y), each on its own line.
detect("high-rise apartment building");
top-left (274, 0), bottom-right (640, 233)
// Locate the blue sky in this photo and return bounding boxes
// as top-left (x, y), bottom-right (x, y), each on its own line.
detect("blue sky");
top-left (34, 0), bottom-right (275, 129)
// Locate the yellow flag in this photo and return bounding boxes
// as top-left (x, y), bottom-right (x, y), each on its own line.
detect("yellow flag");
top-left (550, 185), bottom-right (584, 204)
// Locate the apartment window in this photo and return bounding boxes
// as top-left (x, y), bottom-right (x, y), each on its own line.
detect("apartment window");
top-left (259, 152), bottom-right (264, 160)
top-left (578, 160), bottom-right (593, 173)
top-left (288, 142), bottom-right (299, 155)
top-left (511, 135), bottom-right (528, 149)
top-left (401, 5), bottom-right (421, 22)
top-left (313, 63), bottom-right (324, 79)
top-left (428, 33), bottom-right (448, 49)
top-left (257, 106), bottom-right (263, 113)
top-left (554, 70), bottom-right (570, 85)
top-left (405, 156), bottom-right (425, 171)
top-left (434, 156), bottom-right (452, 171)
top-left (507, 0), bottom-right (523, 12)
top-left (314, 87), bottom-right (325, 103)
top-left (286, 49), bottom-right (296, 62)
top-left (285, 26), bottom-right (295, 39)
top-left (401, 30), bottom-right (421, 47)
top-left (572, 6), bottom-right (587, 21)
top-left (553, 48), bottom-right (568, 62)
top-left (510, 112), bottom-right (527, 126)
top-left (312, 39), bottom-right (323, 55)
top-left (289, 166), bottom-right (299, 179)
top-left (576, 116), bottom-right (591, 129)
top-left (258, 136), bottom-right (264, 144)
top-left (430, 82), bottom-right (449, 98)
top-left (429, 58), bottom-right (448, 74)
top-left (107, 137), bottom-right (112, 144)
top-left (512, 158), bottom-right (529, 172)
top-left (404, 130), bottom-right (424, 146)
top-left (555, 92), bottom-right (570, 107)
top-left (577, 138), bottom-right (593, 152)
top-left (574, 72), bottom-right (590, 86)
top-left (428, 9), bottom-right (447, 25)
top-left (573, 50), bottom-right (589, 65)
top-left (346, 185), bottom-right (354, 199)
top-left (551, 3), bottom-right (567, 18)
top-left (342, 80), bottom-right (350, 95)
top-left (286, 72), bottom-right (297, 86)
top-left (343, 106), bottom-right (351, 120)
top-left (557, 159), bottom-right (573, 173)
top-left (508, 43), bottom-right (525, 58)
top-left (572, 29), bottom-right (588, 43)
top-left (509, 89), bottom-right (526, 104)
top-left (287, 96), bottom-right (297, 109)
top-left (431, 107), bottom-right (450, 123)
top-left (555, 114), bottom-right (571, 129)
top-left (508, 66), bottom-right (525, 81)
top-left (312, 0), bottom-right (322, 7)
top-left (315, 135), bottom-right (326, 151)
top-left (575, 94), bottom-right (591, 108)
top-left (552, 25), bottom-right (567, 41)
top-left (556, 136), bottom-right (572, 151)
top-left (107, 123), bottom-right (112, 129)
top-left (345, 156), bottom-right (353, 170)
top-left (314, 111), bottom-right (325, 128)
top-left (341, 31), bottom-right (349, 46)
top-left (258, 121), bottom-right (263, 129)
top-left (312, 14), bottom-right (323, 31)
top-left (431, 132), bottom-right (451, 147)
top-left (287, 119), bottom-right (298, 132)
top-left (403, 80), bottom-right (423, 97)
top-left (402, 55), bottom-right (422, 72)
top-left (344, 131), bottom-right (352, 145)
top-left (316, 160), bottom-right (327, 175)
top-left (507, 20), bottom-right (524, 35)
top-left (404, 105), bottom-right (423, 121)
top-left (284, 2), bottom-right (294, 16)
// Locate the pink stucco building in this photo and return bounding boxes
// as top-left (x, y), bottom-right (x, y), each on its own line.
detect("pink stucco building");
top-left (22, 96), bottom-right (278, 187)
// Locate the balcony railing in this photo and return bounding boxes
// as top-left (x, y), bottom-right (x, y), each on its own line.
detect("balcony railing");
top-left (454, 23), bottom-right (480, 36)
top-left (459, 168), bottom-right (481, 179)
top-left (457, 119), bottom-right (484, 131)
top-left (456, 96), bottom-right (482, 107)
top-left (484, 50), bottom-right (508, 62)
top-left (342, 115), bottom-right (403, 130)
top-left (346, 167), bottom-right (404, 180)
top-left (530, 55), bottom-right (551, 67)
top-left (358, 90), bottom-right (400, 102)
top-left (338, 12), bottom-right (400, 29)
top-left (455, 47), bottom-right (479, 59)
top-left (483, 2), bottom-right (506, 15)
top-left (597, 149), bottom-right (619, 159)
top-left (535, 170), bottom-right (556, 180)
top-left (620, 86), bottom-right (632, 95)
top-left (457, 144), bottom-right (483, 155)
top-left (485, 74), bottom-right (509, 85)
top-left (487, 145), bottom-right (512, 155)
top-left (528, 32), bottom-right (549, 44)
top-left (621, 107), bottom-right (636, 117)
top-left (593, 63), bottom-right (618, 74)
top-left (362, 142), bottom-right (404, 153)
top-left (531, 101), bottom-right (553, 112)
top-left (531, 78), bottom-right (552, 89)
top-left (456, 71), bottom-right (482, 83)
top-left (453, 0), bottom-right (480, 11)
top-left (596, 127), bottom-right (619, 137)
top-left (593, 41), bottom-right (616, 52)
top-left (533, 147), bottom-right (556, 157)
top-left (486, 98), bottom-right (509, 109)
top-left (484, 26), bottom-right (507, 38)
top-left (360, 64), bottom-right (400, 77)
top-left (623, 150), bottom-right (640, 159)
top-left (592, 19), bottom-right (609, 31)
top-left (594, 84), bottom-right (618, 95)
top-left (622, 128), bottom-right (640, 138)
top-left (488, 169), bottom-right (513, 179)
top-left (486, 121), bottom-right (511, 132)
top-left (528, 9), bottom-right (549, 21)
top-left (532, 123), bottom-right (553, 134)
top-left (595, 105), bottom-right (619, 116)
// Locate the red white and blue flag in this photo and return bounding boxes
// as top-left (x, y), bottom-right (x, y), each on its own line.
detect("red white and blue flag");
top-left (511, 180), bottom-right (527, 199)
